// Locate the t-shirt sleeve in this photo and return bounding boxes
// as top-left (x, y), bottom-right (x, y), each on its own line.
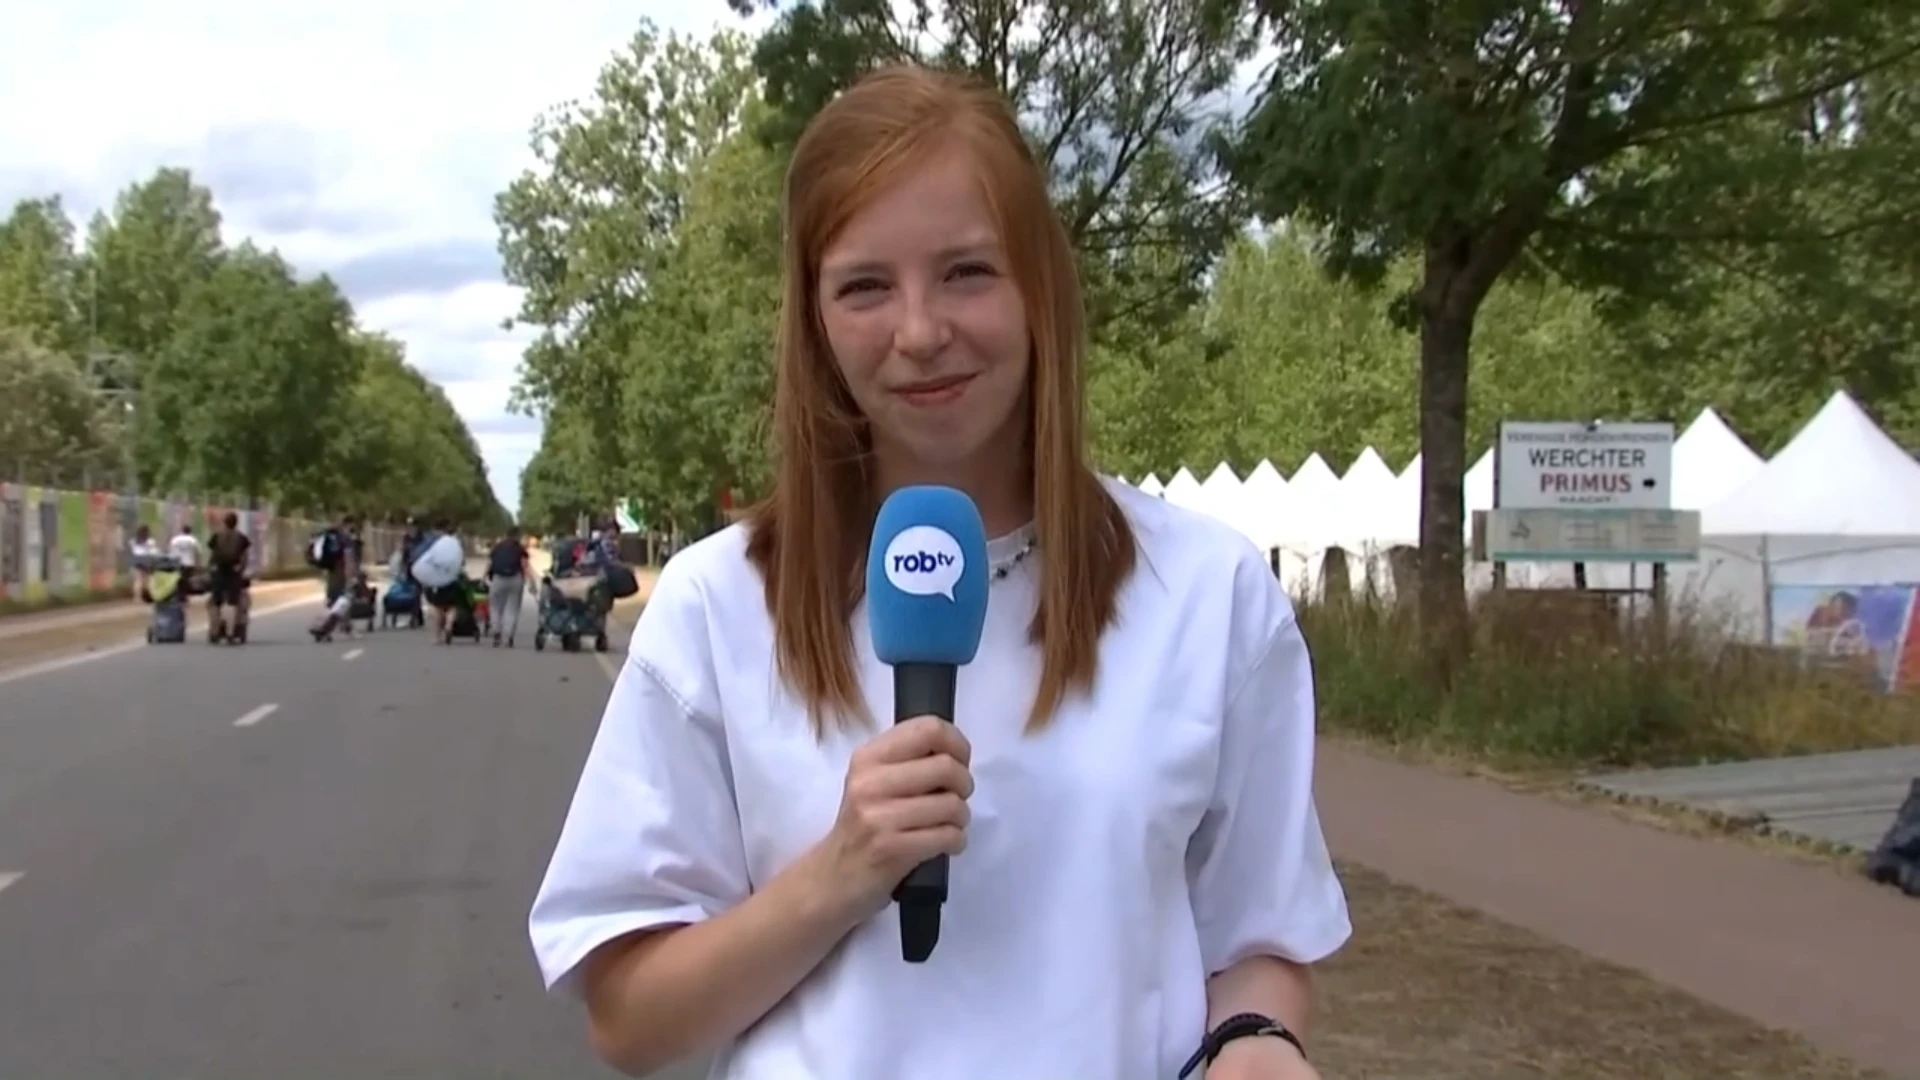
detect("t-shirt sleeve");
top-left (1185, 562), bottom-right (1352, 974)
top-left (527, 562), bottom-right (750, 995)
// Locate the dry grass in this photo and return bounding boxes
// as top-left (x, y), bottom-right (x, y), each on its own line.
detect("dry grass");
top-left (1298, 587), bottom-right (1920, 770)
top-left (1315, 862), bottom-right (1891, 1079)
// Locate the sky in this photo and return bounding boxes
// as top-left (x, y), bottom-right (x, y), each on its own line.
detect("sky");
top-left (0, 2), bottom-right (772, 518)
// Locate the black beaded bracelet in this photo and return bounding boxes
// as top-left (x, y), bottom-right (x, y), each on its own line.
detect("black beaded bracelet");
top-left (1176, 1012), bottom-right (1307, 1078)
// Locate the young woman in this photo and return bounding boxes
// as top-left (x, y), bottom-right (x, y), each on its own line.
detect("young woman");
top-left (530, 65), bottom-right (1351, 1080)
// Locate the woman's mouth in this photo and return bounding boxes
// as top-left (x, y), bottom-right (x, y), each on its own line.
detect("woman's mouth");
top-left (895, 373), bottom-right (976, 407)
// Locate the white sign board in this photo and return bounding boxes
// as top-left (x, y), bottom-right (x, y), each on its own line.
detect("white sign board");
top-left (1497, 421), bottom-right (1673, 511)
top-left (1481, 508), bottom-right (1700, 563)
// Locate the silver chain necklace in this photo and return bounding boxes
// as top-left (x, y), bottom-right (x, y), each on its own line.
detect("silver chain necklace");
top-left (990, 537), bottom-right (1037, 583)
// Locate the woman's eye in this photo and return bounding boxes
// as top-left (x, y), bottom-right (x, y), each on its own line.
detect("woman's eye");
top-left (949, 262), bottom-right (994, 280)
top-left (835, 278), bottom-right (884, 298)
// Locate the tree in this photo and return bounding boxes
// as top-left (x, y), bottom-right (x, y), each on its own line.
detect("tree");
top-left (136, 244), bottom-right (359, 507)
top-left (0, 329), bottom-right (120, 486)
top-left (496, 23), bottom-right (765, 521)
top-left (1223, 0), bottom-right (1920, 649)
top-left (80, 167), bottom-right (225, 390)
top-left (333, 333), bottom-right (509, 527)
top-left (730, 0), bottom-right (1261, 341)
top-left (0, 197), bottom-right (86, 354)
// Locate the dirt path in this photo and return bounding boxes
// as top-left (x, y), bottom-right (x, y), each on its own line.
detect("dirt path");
top-left (1317, 744), bottom-right (1920, 1076)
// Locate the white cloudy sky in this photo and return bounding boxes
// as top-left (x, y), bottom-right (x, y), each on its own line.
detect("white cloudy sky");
top-left (0, 2), bottom-right (772, 517)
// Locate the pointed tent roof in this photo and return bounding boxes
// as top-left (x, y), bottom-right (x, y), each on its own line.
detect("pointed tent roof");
top-left (1162, 466), bottom-right (1204, 508)
top-left (1338, 447), bottom-right (1398, 544)
top-left (1137, 473), bottom-right (1165, 497)
top-left (1240, 459), bottom-right (1290, 548)
top-left (1275, 453), bottom-right (1341, 545)
top-left (1706, 391), bottom-right (1920, 536)
top-left (1671, 407), bottom-right (1763, 510)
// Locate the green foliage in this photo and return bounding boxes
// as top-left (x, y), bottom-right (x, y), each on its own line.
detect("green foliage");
top-left (0, 197), bottom-right (86, 355)
top-left (0, 328), bottom-right (123, 485)
top-left (496, 22), bottom-right (771, 526)
top-left (1223, 0), bottom-right (1920, 637)
top-left (739, 0), bottom-right (1259, 342)
top-left (505, 5), bottom-right (1918, 575)
top-left (0, 170), bottom-right (506, 529)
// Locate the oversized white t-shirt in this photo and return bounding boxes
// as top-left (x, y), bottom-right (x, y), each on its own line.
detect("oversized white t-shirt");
top-left (530, 479), bottom-right (1351, 1079)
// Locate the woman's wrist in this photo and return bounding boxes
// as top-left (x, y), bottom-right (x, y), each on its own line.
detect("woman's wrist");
top-left (777, 841), bottom-right (875, 941)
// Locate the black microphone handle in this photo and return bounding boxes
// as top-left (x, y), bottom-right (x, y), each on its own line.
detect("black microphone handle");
top-left (891, 661), bottom-right (956, 963)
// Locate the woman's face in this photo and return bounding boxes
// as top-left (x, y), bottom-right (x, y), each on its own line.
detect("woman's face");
top-left (816, 145), bottom-right (1030, 477)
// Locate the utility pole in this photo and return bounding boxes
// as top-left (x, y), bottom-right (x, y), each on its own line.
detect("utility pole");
top-left (85, 264), bottom-right (140, 496)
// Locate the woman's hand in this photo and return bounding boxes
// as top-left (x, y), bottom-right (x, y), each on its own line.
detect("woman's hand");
top-left (804, 716), bottom-right (974, 922)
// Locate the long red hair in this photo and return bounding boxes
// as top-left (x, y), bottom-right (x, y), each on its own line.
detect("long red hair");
top-left (744, 64), bottom-right (1136, 738)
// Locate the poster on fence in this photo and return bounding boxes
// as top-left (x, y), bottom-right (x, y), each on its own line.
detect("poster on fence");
top-left (1769, 584), bottom-right (1920, 692)
top-left (0, 484), bottom-right (19, 601)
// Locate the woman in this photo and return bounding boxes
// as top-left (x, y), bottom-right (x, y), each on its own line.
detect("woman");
top-left (129, 524), bottom-right (162, 602)
top-left (529, 65), bottom-right (1350, 1080)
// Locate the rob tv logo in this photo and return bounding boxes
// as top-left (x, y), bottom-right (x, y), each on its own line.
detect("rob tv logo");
top-left (882, 525), bottom-right (966, 601)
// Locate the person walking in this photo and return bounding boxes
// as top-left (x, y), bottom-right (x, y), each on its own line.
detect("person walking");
top-left (486, 525), bottom-right (531, 648)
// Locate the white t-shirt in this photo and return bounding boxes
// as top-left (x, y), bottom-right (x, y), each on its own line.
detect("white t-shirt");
top-left (168, 532), bottom-right (202, 568)
top-left (529, 479), bottom-right (1351, 1080)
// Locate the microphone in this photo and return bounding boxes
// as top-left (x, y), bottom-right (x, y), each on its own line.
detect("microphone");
top-left (865, 485), bottom-right (991, 963)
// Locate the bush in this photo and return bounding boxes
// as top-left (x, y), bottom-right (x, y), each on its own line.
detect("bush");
top-left (1297, 585), bottom-right (1920, 770)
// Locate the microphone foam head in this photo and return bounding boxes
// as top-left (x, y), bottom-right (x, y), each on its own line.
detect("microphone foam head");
top-left (866, 486), bottom-right (991, 666)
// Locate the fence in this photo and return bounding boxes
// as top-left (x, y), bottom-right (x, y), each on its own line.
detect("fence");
top-left (0, 482), bottom-right (405, 610)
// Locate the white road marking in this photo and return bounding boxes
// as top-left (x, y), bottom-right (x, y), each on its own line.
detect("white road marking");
top-left (232, 703), bottom-right (280, 728)
top-left (0, 594), bottom-right (320, 688)
top-left (0, 872), bottom-right (21, 895)
top-left (341, 648), bottom-right (364, 662)
top-left (595, 652), bottom-right (620, 683)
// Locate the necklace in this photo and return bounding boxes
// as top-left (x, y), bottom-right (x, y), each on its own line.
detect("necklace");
top-left (990, 537), bottom-right (1036, 583)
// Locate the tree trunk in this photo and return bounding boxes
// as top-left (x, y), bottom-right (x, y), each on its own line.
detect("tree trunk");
top-left (1416, 247), bottom-right (1475, 673)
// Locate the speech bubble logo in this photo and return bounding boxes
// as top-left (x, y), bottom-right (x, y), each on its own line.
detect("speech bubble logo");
top-left (882, 524), bottom-right (965, 601)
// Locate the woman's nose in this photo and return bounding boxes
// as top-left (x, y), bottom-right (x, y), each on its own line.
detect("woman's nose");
top-left (892, 285), bottom-right (952, 360)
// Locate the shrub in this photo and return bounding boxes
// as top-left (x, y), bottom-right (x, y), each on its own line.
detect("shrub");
top-left (1296, 584), bottom-right (1920, 769)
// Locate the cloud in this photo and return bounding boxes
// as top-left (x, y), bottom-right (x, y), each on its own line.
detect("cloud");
top-left (325, 238), bottom-right (504, 305)
top-left (0, 0), bottom-right (771, 516)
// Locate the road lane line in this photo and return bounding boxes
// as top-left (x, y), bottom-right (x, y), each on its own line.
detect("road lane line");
top-left (341, 648), bottom-right (364, 662)
top-left (233, 703), bottom-right (280, 728)
top-left (0, 594), bottom-right (322, 688)
top-left (0, 872), bottom-right (22, 895)
top-left (595, 652), bottom-right (620, 683)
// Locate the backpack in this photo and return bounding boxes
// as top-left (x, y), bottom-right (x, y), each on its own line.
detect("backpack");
top-left (308, 528), bottom-right (342, 570)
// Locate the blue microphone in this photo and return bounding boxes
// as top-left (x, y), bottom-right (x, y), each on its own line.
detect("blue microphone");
top-left (866, 485), bottom-right (990, 963)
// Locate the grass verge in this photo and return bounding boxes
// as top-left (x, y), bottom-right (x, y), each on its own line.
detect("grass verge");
top-left (1298, 587), bottom-right (1920, 770)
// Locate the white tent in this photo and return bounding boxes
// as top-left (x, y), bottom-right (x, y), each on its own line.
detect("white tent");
top-left (1197, 461), bottom-right (1246, 533)
top-left (1333, 448), bottom-right (1397, 595)
top-left (1240, 459), bottom-right (1290, 552)
top-left (1336, 447), bottom-right (1397, 550)
top-left (1280, 453), bottom-right (1341, 596)
top-left (1162, 467), bottom-right (1203, 509)
top-left (1381, 454), bottom-right (1421, 548)
top-left (1137, 473), bottom-right (1165, 498)
top-left (1684, 391), bottom-right (1920, 640)
top-left (1673, 407), bottom-right (1764, 511)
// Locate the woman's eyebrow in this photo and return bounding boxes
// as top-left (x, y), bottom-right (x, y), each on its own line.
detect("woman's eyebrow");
top-left (822, 240), bottom-right (1004, 279)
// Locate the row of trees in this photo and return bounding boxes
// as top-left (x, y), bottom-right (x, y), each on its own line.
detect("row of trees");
top-left (0, 169), bottom-right (508, 529)
top-left (501, 1), bottom-right (1919, 640)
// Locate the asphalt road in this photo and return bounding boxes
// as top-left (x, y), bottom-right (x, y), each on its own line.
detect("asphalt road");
top-left (0, 594), bottom-right (709, 1079)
